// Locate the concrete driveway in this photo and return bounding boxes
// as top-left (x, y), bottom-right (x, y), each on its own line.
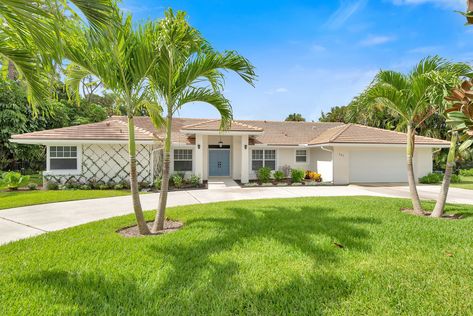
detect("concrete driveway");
top-left (1, 184), bottom-right (472, 245)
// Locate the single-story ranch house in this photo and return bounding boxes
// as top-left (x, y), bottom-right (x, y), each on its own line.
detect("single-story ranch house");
top-left (10, 116), bottom-right (450, 185)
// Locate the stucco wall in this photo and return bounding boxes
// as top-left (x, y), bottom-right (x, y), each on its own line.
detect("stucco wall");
top-left (44, 144), bottom-right (154, 184)
top-left (312, 147), bottom-right (333, 182)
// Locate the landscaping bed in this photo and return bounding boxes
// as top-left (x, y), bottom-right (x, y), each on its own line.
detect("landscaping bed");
top-left (0, 197), bottom-right (472, 314)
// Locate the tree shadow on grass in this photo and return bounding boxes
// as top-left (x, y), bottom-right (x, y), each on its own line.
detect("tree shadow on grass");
top-left (18, 204), bottom-right (380, 314)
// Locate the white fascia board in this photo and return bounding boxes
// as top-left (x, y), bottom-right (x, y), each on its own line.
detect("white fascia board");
top-left (250, 144), bottom-right (309, 148)
top-left (308, 143), bottom-right (450, 148)
top-left (10, 139), bottom-right (156, 145)
top-left (182, 130), bottom-right (263, 136)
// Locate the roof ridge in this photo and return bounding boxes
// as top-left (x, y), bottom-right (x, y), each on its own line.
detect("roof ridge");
top-left (113, 119), bottom-right (156, 137)
top-left (328, 123), bottom-right (353, 142)
top-left (350, 123), bottom-right (445, 141)
top-left (181, 119), bottom-right (219, 129)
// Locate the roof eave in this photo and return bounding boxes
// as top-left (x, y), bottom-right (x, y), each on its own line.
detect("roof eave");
top-left (309, 142), bottom-right (450, 148)
top-left (9, 138), bottom-right (157, 145)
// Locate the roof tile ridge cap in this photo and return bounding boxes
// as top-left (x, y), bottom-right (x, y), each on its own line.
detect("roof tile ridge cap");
top-left (232, 120), bottom-right (263, 130)
top-left (328, 123), bottom-right (353, 142)
top-left (306, 123), bottom-right (348, 144)
top-left (114, 119), bottom-right (155, 137)
top-left (351, 123), bottom-right (447, 143)
top-left (181, 119), bottom-right (219, 129)
top-left (239, 119), bottom-right (341, 124)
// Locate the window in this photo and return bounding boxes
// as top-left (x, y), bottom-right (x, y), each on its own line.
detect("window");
top-left (174, 149), bottom-right (192, 172)
top-left (252, 149), bottom-right (276, 171)
top-left (296, 149), bottom-right (307, 163)
top-left (49, 146), bottom-right (78, 170)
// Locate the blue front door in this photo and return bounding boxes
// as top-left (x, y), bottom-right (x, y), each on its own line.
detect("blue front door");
top-left (209, 150), bottom-right (230, 176)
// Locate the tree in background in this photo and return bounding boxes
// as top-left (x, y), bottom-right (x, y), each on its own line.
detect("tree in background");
top-left (364, 56), bottom-right (470, 214)
top-left (145, 10), bottom-right (256, 232)
top-left (285, 113), bottom-right (306, 121)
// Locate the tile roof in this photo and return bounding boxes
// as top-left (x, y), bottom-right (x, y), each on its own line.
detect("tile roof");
top-left (11, 116), bottom-right (450, 146)
top-left (181, 119), bottom-right (263, 132)
top-left (309, 123), bottom-right (450, 146)
top-left (11, 119), bottom-right (155, 141)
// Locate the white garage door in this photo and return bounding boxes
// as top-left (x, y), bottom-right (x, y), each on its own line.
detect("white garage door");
top-left (349, 149), bottom-right (407, 183)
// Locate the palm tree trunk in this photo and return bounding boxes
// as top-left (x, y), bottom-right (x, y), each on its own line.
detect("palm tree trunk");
top-left (406, 124), bottom-right (424, 214)
top-left (128, 115), bottom-right (151, 235)
top-left (8, 61), bottom-right (16, 80)
top-left (152, 113), bottom-right (172, 232)
top-left (431, 132), bottom-right (458, 218)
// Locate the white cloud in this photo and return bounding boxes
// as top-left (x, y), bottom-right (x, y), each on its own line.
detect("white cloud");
top-left (311, 44), bottom-right (327, 52)
top-left (265, 87), bottom-right (289, 95)
top-left (325, 0), bottom-right (368, 29)
top-left (407, 46), bottom-right (442, 54)
top-left (359, 35), bottom-right (396, 46)
top-left (391, 0), bottom-right (464, 9)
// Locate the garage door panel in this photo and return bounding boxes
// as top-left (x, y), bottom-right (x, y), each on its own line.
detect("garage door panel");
top-left (349, 150), bottom-right (407, 183)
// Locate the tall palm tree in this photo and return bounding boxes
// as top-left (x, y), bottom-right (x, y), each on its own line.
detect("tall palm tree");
top-left (145, 10), bottom-right (256, 232)
top-left (367, 56), bottom-right (470, 215)
top-left (431, 80), bottom-right (473, 217)
top-left (0, 0), bottom-right (113, 108)
top-left (64, 10), bottom-right (157, 234)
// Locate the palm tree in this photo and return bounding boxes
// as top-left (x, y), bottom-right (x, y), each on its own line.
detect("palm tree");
top-left (431, 80), bottom-right (473, 217)
top-left (285, 113), bottom-right (306, 121)
top-left (0, 0), bottom-right (113, 108)
top-left (63, 10), bottom-right (157, 234)
top-left (366, 56), bottom-right (470, 215)
top-left (145, 10), bottom-right (256, 232)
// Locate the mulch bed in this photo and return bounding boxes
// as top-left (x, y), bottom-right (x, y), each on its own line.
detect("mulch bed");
top-left (401, 208), bottom-right (463, 220)
top-left (117, 220), bottom-right (183, 237)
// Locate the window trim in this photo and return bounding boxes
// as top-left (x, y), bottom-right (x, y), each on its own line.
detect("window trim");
top-left (251, 149), bottom-right (277, 171)
top-left (46, 145), bottom-right (82, 175)
top-left (295, 149), bottom-right (308, 164)
top-left (173, 148), bottom-right (194, 173)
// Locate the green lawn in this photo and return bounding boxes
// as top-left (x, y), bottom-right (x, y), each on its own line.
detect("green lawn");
top-left (1, 197), bottom-right (472, 315)
top-left (452, 175), bottom-right (473, 190)
top-left (0, 190), bottom-right (130, 210)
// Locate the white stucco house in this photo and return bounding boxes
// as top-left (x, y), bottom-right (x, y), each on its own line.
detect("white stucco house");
top-left (10, 116), bottom-right (449, 185)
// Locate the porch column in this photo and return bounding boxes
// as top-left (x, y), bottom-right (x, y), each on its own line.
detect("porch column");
top-left (195, 134), bottom-right (204, 183)
top-left (241, 135), bottom-right (249, 183)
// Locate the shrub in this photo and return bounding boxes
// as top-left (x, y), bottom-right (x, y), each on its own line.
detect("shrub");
top-left (46, 182), bottom-right (59, 190)
top-left (113, 183), bottom-right (125, 190)
top-left (119, 181), bottom-right (130, 190)
top-left (291, 168), bottom-right (305, 183)
top-left (280, 165), bottom-right (291, 178)
top-left (257, 167), bottom-right (272, 183)
top-left (98, 184), bottom-right (110, 190)
top-left (154, 178), bottom-right (162, 190)
top-left (459, 168), bottom-right (473, 177)
top-left (190, 175), bottom-right (201, 187)
top-left (64, 181), bottom-right (81, 190)
top-left (171, 174), bottom-right (183, 189)
top-left (273, 170), bottom-right (285, 182)
top-left (27, 183), bottom-right (37, 190)
top-left (138, 181), bottom-right (150, 190)
top-left (80, 184), bottom-right (91, 190)
top-left (0, 172), bottom-right (30, 190)
top-left (306, 171), bottom-right (322, 182)
top-left (451, 174), bottom-right (462, 183)
top-left (419, 173), bottom-right (443, 184)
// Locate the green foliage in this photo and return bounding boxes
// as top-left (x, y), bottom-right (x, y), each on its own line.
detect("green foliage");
top-left (419, 173), bottom-right (443, 184)
top-left (451, 174), bottom-right (462, 183)
top-left (27, 183), bottom-right (38, 190)
top-left (460, 168), bottom-right (473, 176)
top-left (113, 183), bottom-right (124, 190)
top-left (171, 174), bottom-right (184, 189)
top-left (291, 168), bottom-right (305, 183)
top-left (46, 182), bottom-right (59, 190)
top-left (285, 113), bottom-right (306, 122)
top-left (257, 167), bottom-right (272, 183)
top-left (273, 170), bottom-right (285, 182)
top-left (0, 171), bottom-right (30, 190)
top-left (80, 184), bottom-right (91, 190)
top-left (190, 175), bottom-right (201, 187)
top-left (154, 178), bottom-right (162, 190)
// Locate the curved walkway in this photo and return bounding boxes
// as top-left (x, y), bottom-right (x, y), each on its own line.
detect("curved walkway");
top-left (1, 184), bottom-right (472, 245)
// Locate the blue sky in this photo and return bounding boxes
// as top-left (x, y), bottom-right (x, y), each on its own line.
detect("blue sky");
top-left (120, 0), bottom-right (470, 121)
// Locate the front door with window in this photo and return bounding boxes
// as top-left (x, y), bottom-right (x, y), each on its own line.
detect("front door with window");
top-left (209, 150), bottom-right (230, 176)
